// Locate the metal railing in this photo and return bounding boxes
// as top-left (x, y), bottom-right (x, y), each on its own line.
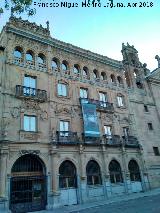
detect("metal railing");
top-left (80, 98), bottom-right (114, 111)
top-left (103, 135), bottom-right (122, 146)
top-left (56, 131), bottom-right (79, 144)
top-left (16, 85), bottom-right (47, 102)
top-left (122, 136), bottom-right (139, 147)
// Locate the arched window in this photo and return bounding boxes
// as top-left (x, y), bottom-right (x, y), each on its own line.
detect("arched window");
top-left (101, 72), bottom-right (107, 80)
top-left (109, 160), bottom-right (123, 183)
top-left (73, 64), bottom-right (80, 74)
top-left (26, 50), bottom-right (33, 61)
top-left (93, 69), bottom-right (99, 79)
top-left (83, 67), bottom-right (89, 78)
top-left (62, 61), bottom-right (68, 71)
top-left (86, 160), bottom-right (102, 185)
top-left (14, 47), bottom-right (22, 58)
top-left (124, 71), bottom-right (131, 87)
top-left (59, 160), bottom-right (77, 188)
top-left (11, 154), bottom-right (44, 174)
top-left (38, 53), bottom-right (45, 64)
top-left (128, 160), bottom-right (141, 181)
top-left (117, 76), bottom-right (123, 85)
top-left (52, 58), bottom-right (59, 70)
top-left (110, 74), bottom-right (116, 84)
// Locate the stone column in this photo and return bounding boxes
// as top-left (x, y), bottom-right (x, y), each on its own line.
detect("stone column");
top-left (101, 144), bottom-right (108, 198)
top-left (0, 150), bottom-right (8, 198)
top-left (121, 147), bottom-right (129, 194)
top-left (78, 145), bottom-right (86, 203)
top-left (48, 148), bottom-right (59, 209)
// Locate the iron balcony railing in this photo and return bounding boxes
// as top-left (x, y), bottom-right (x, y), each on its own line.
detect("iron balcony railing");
top-left (80, 98), bottom-right (114, 112)
top-left (16, 85), bottom-right (47, 102)
top-left (103, 134), bottom-right (122, 146)
top-left (82, 133), bottom-right (101, 144)
top-left (56, 131), bottom-right (79, 144)
top-left (122, 136), bottom-right (139, 147)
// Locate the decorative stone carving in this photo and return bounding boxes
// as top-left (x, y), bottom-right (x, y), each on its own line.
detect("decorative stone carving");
top-left (20, 150), bottom-right (40, 155)
top-left (20, 131), bottom-right (41, 141)
top-left (55, 105), bottom-right (71, 115)
top-left (10, 107), bottom-right (20, 118)
top-left (155, 55), bottom-right (160, 68)
top-left (21, 99), bottom-right (41, 111)
top-left (40, 110), bottom-right (48, 120)
top-left (9, 16), bottom-right (50, 37)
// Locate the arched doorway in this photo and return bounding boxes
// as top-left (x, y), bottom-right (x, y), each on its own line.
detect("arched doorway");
top-left (10, 154), bottom-right (47, 213)
top-left (109, 160), bottom-right (125, 195)
top-left (128, 160), bottom-right (142, 192)
top-left (59, 160), bottom-right (77, 205)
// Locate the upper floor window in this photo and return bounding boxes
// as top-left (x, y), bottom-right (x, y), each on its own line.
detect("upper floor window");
top-left (104, 125), bottom-right (112, 138)
top-left (99, 92), bottom-right (107, 102)
top-left (58, 83), bottom-right (67, 97)
top-left (110, 74), bottom-right (116, 84)
top-left (117, 76), bottom-right (123, 85)
top-left (101, 72), bottom-right (107, 80)
top-left (38, 53), bottom-right (45, 64)
top-left (60, 120), bottom-right (69, 136)
top-left (153, 147), bottom-right (160, 156)
top-left (52, 58), bottom-right (58, 70)
top-left (83, 67), bottom-right (89, 78)
top-left (93, 69), bottom-right (98, 79)
top-left (26, 50), bottom-right (33, 61)
top-left (23, 75), bottom-right (36, 96)
top-left (80, 88), bottom-right (88, 99)
top-left (148, 123), bottom-right (153, 130)
top-left (117, 95), bottom-right (124, 107)
top-left (14, 47), bottom-right (22, 58)
top-left (144, 105), bottom-right (149, 112)
top-left (123, 127), bottom-right (129, 138)
top-left (73, 64), bottom-right (80, 74)
top-left (24, 115), bottom-right (36, 132)
top-left (62, 61), bottom-right (68, 71)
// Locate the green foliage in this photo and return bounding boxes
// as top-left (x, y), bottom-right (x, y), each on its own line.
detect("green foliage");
top-left (0, 0), bottom-right (35, 16)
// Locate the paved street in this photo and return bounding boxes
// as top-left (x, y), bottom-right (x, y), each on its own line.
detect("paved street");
top-left (72, 194), bottom-right (160, 213)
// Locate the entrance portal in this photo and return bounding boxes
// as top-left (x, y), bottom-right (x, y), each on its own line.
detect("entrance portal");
top-left (10, 155), bottom-right (47, 213)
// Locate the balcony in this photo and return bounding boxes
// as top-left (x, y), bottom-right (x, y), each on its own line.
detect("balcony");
top-left (16, 85), bottom-right (47, 102)
top-left (82, 133), bottom-right (101, 145)
top-left (122, 136), bottom-right (140, 148)
top-left (56, 131), bottom-right (79, 144)
top-left (103, 135), bottom-right (122, 147)
top-left (80, 98), bottom-right (114, 112)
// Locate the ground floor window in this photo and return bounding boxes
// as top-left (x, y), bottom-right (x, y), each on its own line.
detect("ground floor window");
top-left (109, 160), bottom-right (123, 183)
top-left (86, 160), bottom-right (102, 185)
top-left (59, 160), bottom-right (77, 188)
top-left (128, 160), bottom-right (141, 181)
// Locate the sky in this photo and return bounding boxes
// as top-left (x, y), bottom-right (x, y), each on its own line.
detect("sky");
top-left (0, 0), bottom-right (160, 71)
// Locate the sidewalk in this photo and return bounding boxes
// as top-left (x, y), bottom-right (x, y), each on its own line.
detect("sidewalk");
top-left (34, 188), bottom-right (160, 213)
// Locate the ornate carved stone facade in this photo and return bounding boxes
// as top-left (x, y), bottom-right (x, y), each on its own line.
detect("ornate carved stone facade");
top-left (0, 17), bottom-right (159, 212)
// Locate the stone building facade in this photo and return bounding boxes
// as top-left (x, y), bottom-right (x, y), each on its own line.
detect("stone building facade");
top-left (0, 16), bottom-right (159, 212)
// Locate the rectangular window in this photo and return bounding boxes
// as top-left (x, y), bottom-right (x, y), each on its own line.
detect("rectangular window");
top-left (24, 115), bottom-right (36, 132)
top-left (60, 120), bottom-right (69, 136)
top-left (148, 123), bottom-right (153, 130)
top-left (58, 83), bottom-right (67, 96)
top-left (117, 96), bottom-right (124, 107)
top-left (104, 126), bottom-right (112, 138)
top-left (123, 127), bottom-right (129, 138)
top-left (144, 105), bottom-right (149, 112)
top-left (153, 147), bottom-right (160, 156)
top-left (99, 92), bottom-right (107, 107)
top-left (23, 75), bottom-right (36, 96)
top-left (80, 88), bottom-right (88, 99)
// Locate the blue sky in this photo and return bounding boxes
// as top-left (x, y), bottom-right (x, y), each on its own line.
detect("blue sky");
top-left (0, 0), bottom-right (159, 70)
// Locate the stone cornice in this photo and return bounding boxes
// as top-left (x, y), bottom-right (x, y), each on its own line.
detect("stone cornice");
top-left (5, 25), bottom-right (122, 69)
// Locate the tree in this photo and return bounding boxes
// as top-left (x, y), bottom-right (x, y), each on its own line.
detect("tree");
top-left (0, 0), bottom-right (35, 16)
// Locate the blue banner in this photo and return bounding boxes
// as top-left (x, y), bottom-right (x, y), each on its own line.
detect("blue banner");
top-left (82, 103), bottom-right (100, 137)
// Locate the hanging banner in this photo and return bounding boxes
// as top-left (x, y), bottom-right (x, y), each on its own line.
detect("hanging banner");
top-left (81, 103), bottom-right (100, 137)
